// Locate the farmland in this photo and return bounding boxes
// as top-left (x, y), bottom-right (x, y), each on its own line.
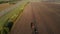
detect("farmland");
top-left (0, 3), bottom-right (14, 11)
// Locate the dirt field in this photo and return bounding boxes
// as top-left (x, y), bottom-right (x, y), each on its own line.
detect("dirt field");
top-left (0, 3), bottom-right (14, 11)
top-left (10, 2), bottom-right (60, 34)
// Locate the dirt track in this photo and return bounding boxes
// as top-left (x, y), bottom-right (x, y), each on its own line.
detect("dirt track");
top-left (10, 2), bottom-right (60, 34)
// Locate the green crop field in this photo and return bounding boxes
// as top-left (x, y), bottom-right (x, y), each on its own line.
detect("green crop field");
top-left (0, 1), bottom-right (29, 34)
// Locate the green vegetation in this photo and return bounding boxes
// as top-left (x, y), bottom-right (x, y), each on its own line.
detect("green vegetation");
top-left (0, 0), bottom-right (20, 4)
top-left (0, 1), bottom-right (8, 4)
top-left (0, 1), bottom-right (29, 34)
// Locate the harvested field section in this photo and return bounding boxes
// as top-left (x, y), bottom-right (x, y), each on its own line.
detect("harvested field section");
top-left (0, 3), bottom-right (14, 11)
